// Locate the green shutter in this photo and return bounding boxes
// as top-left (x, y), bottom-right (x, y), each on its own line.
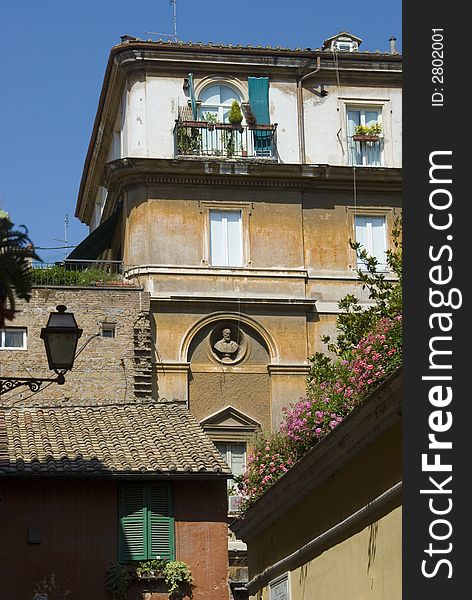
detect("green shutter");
top-left (147, 483), bottom-right (175, 560)
top-left (248, 77), bottom-right (270, 125)
top-left (119, 484), bottom-right (147, 562)
top-left (188, 73), bottom-right (198, 120)
top-left (248, 77), bottom-right (272, 156)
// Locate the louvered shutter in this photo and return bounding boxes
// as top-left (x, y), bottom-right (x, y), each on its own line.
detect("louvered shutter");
top-left (119, 484), bottom-right (147, 562)
top-left (147, 484), bottom-right (175, 561)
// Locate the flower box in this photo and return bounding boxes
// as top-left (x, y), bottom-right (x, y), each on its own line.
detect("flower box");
top-left (352, 134), bottom-right (380, 142)
top-left (179, 120), bottom-right (207, 128)
top-left (215, 123), bottom-right (244, 132)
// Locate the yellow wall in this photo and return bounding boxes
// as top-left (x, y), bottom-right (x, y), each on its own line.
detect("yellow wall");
top-left (253, 507), bottom-right (401, 600)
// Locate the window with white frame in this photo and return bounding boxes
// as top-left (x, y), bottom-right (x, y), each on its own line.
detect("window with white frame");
top-left (355, 215), bottom-right (388, 271)
top-left (209, 210), bottom-right (243, 267)
top-left (269, 574), bottom-right (290, 600)
top-left (0, 327), bottom-right (27, 349)
top-left (347, 107), bottom-right (382, 166)
top-left (215, 442), bottom-right (246, 493)
top-left (198, 84), bottom-right (242, 123)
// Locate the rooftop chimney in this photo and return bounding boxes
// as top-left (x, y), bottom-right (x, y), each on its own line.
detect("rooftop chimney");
top-left (389, 36), bottom-right (397, 54)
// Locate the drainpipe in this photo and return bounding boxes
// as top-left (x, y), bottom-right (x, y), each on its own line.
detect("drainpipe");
top-left (297, 56), bottom-right (321, 164)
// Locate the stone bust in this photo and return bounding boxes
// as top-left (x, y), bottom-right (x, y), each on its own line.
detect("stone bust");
top-left (213, 328), bottom-right (239, 361)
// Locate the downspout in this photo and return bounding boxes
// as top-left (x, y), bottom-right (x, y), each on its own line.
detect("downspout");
top-left (297, 56), bottom-right (321, 164)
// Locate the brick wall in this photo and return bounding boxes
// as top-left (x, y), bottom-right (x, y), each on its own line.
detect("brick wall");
top-left (0, 286), bottom-right (152, 405)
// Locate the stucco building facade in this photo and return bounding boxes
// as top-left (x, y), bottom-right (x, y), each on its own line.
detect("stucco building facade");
top-left (74, 32), bottom-right (402, 450)
top-left (60, 31), bottom-right (402, 598)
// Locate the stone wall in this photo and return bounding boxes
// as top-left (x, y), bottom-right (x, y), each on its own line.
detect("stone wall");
top-left (0, 286), bottom-right (152, 405)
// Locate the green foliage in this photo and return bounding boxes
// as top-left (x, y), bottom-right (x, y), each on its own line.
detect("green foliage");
top-left (354, 123), bottom-right (382, 136)
top-left (30, 573), bottom-right (71, 599)
top-left (320, 216), bottom-right (402, 358)
top-left (105, 563), bottom-right (132, 600)
top-left (225, 131), bottom-right (236, 158)
top-left (163, 561), bottom-right (193, 597)
top-left (136, 559), bottom-right (168, 578)
top-left (0, 217), bottom-right (40, 327)
top-left (227, 100), bottom-right (243, 125)
top-left (203, 112), bottom-right (218, 124)
top-left (106, 559), bottom-right (192, 599)
top-left (177, 126), bottom-right (202, 154)
top-left (31, 266), bottom-right (118, 287)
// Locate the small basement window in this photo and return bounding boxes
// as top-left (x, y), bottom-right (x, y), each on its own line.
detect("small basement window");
top-left (101, 323), bottom-right (116, 338)
top-left (0, 327), bottom-right (27, 349)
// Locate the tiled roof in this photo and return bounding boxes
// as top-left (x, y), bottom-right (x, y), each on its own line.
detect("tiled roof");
top-left (0, 403), bottom-right (231, 476)
top-left (117, 37), bottom-right (400, 57)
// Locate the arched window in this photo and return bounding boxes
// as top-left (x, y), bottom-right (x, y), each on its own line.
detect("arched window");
top-left (199, 84), bottom-right (242, 123)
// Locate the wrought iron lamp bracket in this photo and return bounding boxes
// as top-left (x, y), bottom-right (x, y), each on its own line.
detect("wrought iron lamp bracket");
top-left (0, 371), bottom-right (66, 396)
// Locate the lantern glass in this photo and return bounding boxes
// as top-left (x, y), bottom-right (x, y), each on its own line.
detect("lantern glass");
top-left (44, 332), bottom-right (78, 370)
top-left (41, 306), bottom-right (82, 371)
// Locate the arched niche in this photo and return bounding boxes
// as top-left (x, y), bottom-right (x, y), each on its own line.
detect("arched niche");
top-left (186, 317), bottom-right (272, 431)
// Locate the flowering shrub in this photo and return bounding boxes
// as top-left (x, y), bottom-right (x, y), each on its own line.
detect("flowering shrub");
top-left (239, 432), bottom-right (296, 512)
top-left (284, 316), bottom-right (402, 454)
top-left (240, 316), bottom-right (402, 510)
top-left (239, 223), bottom-right (403, 512)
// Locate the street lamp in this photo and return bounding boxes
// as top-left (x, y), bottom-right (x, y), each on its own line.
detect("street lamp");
top-left (0, 305), bottom-right (82, 396)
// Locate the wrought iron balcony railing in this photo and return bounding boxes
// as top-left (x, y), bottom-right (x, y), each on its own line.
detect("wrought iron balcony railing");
top-left (175, 120), bottom-right (278, 160)
top-left (31, 259), bottom-right (124, 287)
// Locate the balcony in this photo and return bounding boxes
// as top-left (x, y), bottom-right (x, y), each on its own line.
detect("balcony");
top-left (175, 121), bottom-right (278, 160)
top-left (31, 260), bottom-right (126, 287)
top-left (348, 135), bottom-right (384, 167)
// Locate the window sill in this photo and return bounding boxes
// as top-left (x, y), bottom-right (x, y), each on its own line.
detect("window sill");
top-left (0, 347), bottom-right (27, 351)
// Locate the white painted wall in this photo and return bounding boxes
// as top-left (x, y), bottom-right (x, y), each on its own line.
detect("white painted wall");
top-left (111, 72), bottom-right (402, 168)
top-left (304, 85), bottom-right (402, 167)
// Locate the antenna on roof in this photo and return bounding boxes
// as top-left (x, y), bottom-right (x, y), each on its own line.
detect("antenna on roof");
top-left (145, 0), bottom-right (178, 42)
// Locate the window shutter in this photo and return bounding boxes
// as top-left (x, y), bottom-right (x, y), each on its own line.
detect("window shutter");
top-left (147, 484), bottom-right (175, 561)
top-left (230, 444), bottom-right (246, 478)
top-left (119, 484), bottom-right (147, 562)
top-left (210, 210), bottom-right (226, 266)
top-left (355, 216), bottom-right (369, 268)
top-left (370, 216), bottom-right (387, 267)
top-left (248, 77), bottom-right (271, 156)
top-left (226, 212), bottom-right (243, 267)
top-left (188, 73), bottom-right (198, 120)
top-left (248, 77), bottom-right (270, 125)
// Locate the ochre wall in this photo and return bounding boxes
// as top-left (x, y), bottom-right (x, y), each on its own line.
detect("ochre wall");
top-left (0, 478), bottom-right (229, 600)
top-left (246, 422), bottom-right (402, 599)
top-left (253, 507), bottom-right (402, 600)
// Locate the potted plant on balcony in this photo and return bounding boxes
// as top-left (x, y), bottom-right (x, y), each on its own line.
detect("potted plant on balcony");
top-left (228, 101), bottom-right (243, 130)
top-left (177, 124), bottom-right (202, 155)
top-left (353, 123), bottom-right (382, 142)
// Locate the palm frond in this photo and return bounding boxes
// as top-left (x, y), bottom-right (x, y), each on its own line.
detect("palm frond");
top-left (0, 217), bottom-right (41, 327)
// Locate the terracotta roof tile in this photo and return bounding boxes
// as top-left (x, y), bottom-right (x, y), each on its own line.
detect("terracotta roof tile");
top-left (0, 403), bottom-right (231, 477)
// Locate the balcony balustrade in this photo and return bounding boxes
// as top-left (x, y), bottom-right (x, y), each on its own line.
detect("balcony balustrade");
top-left (175, 120), bottom-right (278, 160)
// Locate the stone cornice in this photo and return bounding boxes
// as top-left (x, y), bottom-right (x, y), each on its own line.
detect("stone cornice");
top-left (106, 158), bottom-right (402, 192)
top-left (231, 368), bottom-right (402, 541)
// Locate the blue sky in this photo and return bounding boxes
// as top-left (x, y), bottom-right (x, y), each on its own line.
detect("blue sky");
top-left (1, 0), bottom-right (401, 263)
